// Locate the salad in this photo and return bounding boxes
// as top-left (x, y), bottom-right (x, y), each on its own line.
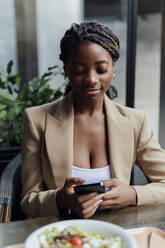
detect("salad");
top-left (38, 225), bottom-right (126, 248)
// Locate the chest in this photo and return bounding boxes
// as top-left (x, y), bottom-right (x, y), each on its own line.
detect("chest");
top-left (73, 115), bottom-right (109, 168)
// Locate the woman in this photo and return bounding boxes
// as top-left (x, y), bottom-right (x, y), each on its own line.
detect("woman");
top-left (21, 21), bottom-right (165, 219)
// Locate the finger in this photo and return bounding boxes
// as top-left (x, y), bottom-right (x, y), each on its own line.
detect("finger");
top-left (79, 193), bottom-right (103, 208)
top-left (81, 200), bottom-right (101, 218)
top-left (70, 193), bottom-right (99, 213)
top-left (74, 194), bottom-right (103, 217)
top-left (77, 192), bottom-right (102, 204)
top-left (103, 178), bottom-right (119, 188)
top-left (102, 188), bottom-right (118, 200)
top-left (64, 177), bottom-right (84, 187)
top-left (99, 203), bottom-right (121, 210)
top-left (99, 198), bottom-right (118, 209)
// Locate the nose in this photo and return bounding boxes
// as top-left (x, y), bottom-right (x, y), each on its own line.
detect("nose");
top-left (84, 71), bottom-right (98, 85)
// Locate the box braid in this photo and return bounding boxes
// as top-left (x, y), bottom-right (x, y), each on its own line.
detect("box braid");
top-left (59, 21), bottom-right (120, 99)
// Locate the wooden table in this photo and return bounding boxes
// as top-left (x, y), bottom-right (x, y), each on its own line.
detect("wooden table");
top-left (0, 205), bottom-right (165, 247)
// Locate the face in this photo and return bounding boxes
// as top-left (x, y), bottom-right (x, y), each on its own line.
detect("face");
top-left (65, 42), bottom-right (115, 101)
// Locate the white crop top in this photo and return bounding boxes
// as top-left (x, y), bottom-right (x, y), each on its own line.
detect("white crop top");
top-left (72, 165), bottom-right (111, 185)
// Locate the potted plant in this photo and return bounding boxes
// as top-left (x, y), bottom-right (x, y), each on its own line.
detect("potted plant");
top-left (0, 60), bottom-right (66, 173)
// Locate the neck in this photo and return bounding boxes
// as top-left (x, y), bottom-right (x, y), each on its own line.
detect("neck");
top-left (73, 93), bottom-right (104, 116)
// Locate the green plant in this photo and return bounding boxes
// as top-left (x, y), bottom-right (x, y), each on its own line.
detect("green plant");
top-left (0, 60), bottom-right (66, 147)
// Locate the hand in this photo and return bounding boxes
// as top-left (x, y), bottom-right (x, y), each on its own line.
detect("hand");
top-left (56, 177), bottom-right (103, 218)
top-left (99, 178), bottom-right (137, 210)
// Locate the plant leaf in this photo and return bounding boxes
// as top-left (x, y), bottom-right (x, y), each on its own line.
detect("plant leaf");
top-left (48, 65), bottom-right (58, 70)
top-left (7, 60), bottom-right (13, 74)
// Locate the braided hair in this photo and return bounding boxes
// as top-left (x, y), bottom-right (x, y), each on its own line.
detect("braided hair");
top-left (59, 21), bottom-right (120, 99)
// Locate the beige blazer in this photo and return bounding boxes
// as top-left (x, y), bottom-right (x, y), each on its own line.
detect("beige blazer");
top-left (21, 92), bottom-right (165, 217)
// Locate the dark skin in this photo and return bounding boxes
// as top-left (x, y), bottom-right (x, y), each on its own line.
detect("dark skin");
top-left (56, 42), bottom-right (136, 218)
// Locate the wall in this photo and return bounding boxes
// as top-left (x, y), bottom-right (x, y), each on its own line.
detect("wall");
top-left (0, 0), bottom-right (17, 73)
top-left (36, 0), bottom-right (84, 87)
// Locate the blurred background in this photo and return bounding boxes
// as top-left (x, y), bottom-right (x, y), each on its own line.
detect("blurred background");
top-left (0, 0), bottom-right (164, 147)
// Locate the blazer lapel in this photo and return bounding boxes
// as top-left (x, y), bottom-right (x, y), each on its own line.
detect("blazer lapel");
top-left (104, 96), bottom-right (134, 184)
top-left (45, 93), bottom-right (134, 187)
top-left (45, 93), bottom-right (74, 187)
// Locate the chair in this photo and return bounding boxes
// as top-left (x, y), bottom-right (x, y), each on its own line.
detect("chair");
top-left (131, 163), bottom-right (150, 185)
top-left (0, 154), bottom-right (149, 223)
top-left (0, 154), bottom-right (26, 223)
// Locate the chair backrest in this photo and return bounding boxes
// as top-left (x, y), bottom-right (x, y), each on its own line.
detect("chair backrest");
top-left (0, 154), bottom-right (26, 222)
top-left (131, 163), bottom-right (150, 186)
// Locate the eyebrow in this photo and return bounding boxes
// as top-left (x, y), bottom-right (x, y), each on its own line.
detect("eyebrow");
top-left (72, 60), bottom-right (109, 65)
top-left (95, 60), bottom-right (109, 65)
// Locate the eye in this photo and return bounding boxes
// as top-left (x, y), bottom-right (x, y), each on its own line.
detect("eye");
top-left (97, 68), bottom-right (108, 74)
top-left (73, 70), bottom-right (85, 75)
top-left (72, 65), bottom-right (86, 75)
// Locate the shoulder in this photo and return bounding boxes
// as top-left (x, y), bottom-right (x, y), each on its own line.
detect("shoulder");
top-left (24, 98), bottom-right (62, 117)
top-left (23, 98), bottom-right (64, 133)
top-left (111, 101), bottom-right (152, 143)
top-left (108, 99), bottom-right (147, 132)
top-left (23, 98), bottom-right (64, 129)
top-left (24, 92), bottom-right (73, 121)
top-left (113, 101), bottom-right (145, 119)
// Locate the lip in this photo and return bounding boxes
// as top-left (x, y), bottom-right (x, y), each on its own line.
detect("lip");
top-left (83, 88), bottom-right (101, 95)
top-left (82, 88), bottom-right (101, 93)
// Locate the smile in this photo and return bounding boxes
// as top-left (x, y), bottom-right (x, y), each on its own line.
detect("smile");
top-left (87, 88), bottom-right (99, 91)
top-left (82, 88), bottom-right (101, 95)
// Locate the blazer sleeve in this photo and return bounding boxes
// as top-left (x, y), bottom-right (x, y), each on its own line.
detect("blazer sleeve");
top-left (20, 109), bottom-right (60, 217)
top-left (133, 113), bottom-right (165, 206)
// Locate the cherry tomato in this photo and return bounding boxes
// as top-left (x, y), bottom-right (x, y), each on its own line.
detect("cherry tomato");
top-left (69, 235), bottom-right (83, 248)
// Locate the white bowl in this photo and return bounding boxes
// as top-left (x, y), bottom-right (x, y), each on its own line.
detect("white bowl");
top-left (25, 219), bottom-right (137, 248)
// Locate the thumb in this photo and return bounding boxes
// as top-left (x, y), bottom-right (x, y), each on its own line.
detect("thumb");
top-left (64, 177), bottom-right (84, 187)
top-left (103, 178), bottom-right (118, 188)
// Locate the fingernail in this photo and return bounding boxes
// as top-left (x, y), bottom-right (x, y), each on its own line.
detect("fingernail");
top-left (100, 193), bottom-right (104, 198)
top-left (95, 194), bottom-right (102, 200)
top-left (95, 199), bottom-right (103, 208)
top-left (98, 193), bottom-right (104, 199)
top-left (91, 192), bottom-right (98, 196)
top-left (94, 201), bottom-right (100, 207)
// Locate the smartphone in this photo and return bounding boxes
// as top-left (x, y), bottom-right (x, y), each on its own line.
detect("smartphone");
top-left (74, 182), bottom-right (105, 195)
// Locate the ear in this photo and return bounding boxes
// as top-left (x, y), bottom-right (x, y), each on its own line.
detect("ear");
top-left (112, 60), bottom-right (116, 67)
top-left (63, 65), bottom-right (69, 79)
